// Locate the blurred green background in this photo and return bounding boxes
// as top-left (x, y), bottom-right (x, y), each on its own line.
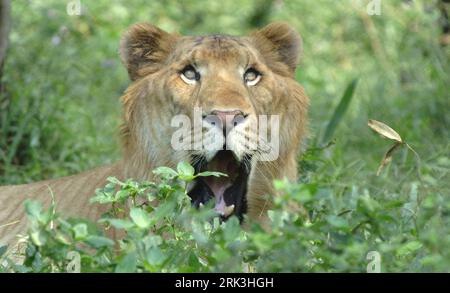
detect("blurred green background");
top-left (0, 0), bottom-right (448, 188)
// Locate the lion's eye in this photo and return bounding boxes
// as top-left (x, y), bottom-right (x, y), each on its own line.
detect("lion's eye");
top-left (180, 65), bottom-right (200, 85)
top-left (244, 68), bottom-right (261, 86)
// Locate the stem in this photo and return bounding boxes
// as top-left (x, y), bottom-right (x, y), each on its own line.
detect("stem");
top-left (406, 143), bottom-right (422, 181)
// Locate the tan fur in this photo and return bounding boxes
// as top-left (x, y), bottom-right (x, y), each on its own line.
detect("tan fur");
top-left (0, 164), bottom-right (124, 246)
top-left (0, 22), bottom-right (309, 246)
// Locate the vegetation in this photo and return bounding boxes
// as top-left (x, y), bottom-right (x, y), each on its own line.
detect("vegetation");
top-left (0, 159), bottom-right (447, 273)
top-left (0, 0), bottom-right (449, 272)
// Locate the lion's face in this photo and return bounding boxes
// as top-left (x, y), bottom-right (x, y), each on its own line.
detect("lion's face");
top-left (168, 36), bottom-right (278, 159)
top-left (120, 23), bottom-right (308, 222)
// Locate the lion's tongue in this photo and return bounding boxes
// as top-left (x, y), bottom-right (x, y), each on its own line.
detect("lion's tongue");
top-left (202, 152), bottom-right (239, 217)
top-left (203, 176), bottom-right (232, 216)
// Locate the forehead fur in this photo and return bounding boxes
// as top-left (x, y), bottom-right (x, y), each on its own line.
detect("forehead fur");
top-left (169, 35), bottom-right (253, 65)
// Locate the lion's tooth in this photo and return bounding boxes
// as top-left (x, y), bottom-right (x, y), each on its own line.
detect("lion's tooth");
top-left (224, 204), bottom-right (235, 217)
top-left (199, 203), bottom-right (204, 208)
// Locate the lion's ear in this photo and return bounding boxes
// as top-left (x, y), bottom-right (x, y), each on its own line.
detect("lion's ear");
top-left (249, 22), bottom-right (302, 73)
top-left (120, 23), bottom-right (178, 81)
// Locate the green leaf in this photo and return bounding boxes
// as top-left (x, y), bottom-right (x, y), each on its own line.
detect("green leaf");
top-left (115, 251), bottom-right (137, 273)
top-left (153, 166), bottom-right (178, 179)
top-left (224, 217), bottom-right (241, 242)
top-left (177, 161), bottom-right (195, 177)
top-left (31, 251), bottom-right (44, 271)
top-left (55, 232), bottom-right (71, 245)
top-left (294, 188), bottom-right (313, 203)
top-left (30, 230), bottom-right (47, 247)
top-left (84, 235), bottom-right (114, 249)
top-left (106, 176), bottom-right (123, 186)
top-left (146, 247), bottom-right (166, 266)
top-left (24, 200), bottom-right (43, 220)
top-left (326, 215), bottom-right (350, 231)
top-left (90, 190), bottom-right (114, 204)
top-left (130, 208), bottom-right (151, 229)
top-left (66, 218), bottom-right (99, 235)
top-left (0, 245), bottom-right (8, 258)
top-left (211, 248), bottom-right (232, 263)
top-left (114, 189), bottom-right (130, 202)
top-left (357, 194), bottom-right (381, 216)
top-left (188, 252), bottom-right (201, 268)
top-left (396, 241), bottom-right (423, 257)
top-left (192, 221), bottom-right (208, 245)
top-left (384, 200), bottom-right (405, 209)
top-left (178, 174), bottom-right (196, 182)
top-left (73, 223), bottom-right (88, 240)
top-left (100, 218), bottom-right (135, 230)
top-left (143, 235), bottom-right (163, 249)
top-left (6, 260), bottom-right (31, 273)
top-left (152, 201), bottom-right (176, 220)
top-left (322, 79), bottom-right (358, 143)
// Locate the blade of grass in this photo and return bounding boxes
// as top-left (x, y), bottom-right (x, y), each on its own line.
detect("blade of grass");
top-left (322, 79), bottom-right (358, 144)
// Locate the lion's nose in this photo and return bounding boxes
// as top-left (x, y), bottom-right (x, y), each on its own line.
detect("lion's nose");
top-left (204, 110), bottom-right (247, 136)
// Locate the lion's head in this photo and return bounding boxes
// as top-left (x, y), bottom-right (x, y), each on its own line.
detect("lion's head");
top-left (119, 22), bottom-right (309, 222)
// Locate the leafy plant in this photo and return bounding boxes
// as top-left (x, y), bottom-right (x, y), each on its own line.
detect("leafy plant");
top-left (367, 119), bottom-right (421, 176)
top-left (2, 159), bottom-right (448, 273)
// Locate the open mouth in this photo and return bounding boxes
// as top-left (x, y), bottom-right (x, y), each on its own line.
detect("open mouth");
top-left (188, 150), bottom-right (251, 222)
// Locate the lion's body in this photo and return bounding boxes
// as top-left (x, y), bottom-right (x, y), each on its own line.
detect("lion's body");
top-left (0, 164), bottom-right (124, 246)
top-left (0, 22), bottom-right (309, 249)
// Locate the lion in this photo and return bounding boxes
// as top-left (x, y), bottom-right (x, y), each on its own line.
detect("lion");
top-left (0, 22), bottom-right (309, 247)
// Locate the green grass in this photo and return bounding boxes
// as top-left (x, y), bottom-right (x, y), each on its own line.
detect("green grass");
top-left (0, 0), bottom-right (449, 272)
